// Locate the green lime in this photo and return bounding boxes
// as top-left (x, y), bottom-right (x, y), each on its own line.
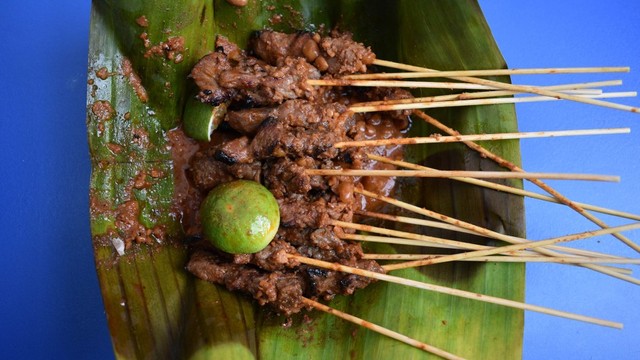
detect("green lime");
top-left (200, 180), bottom-right (280, 254)
top-left (182, 97), bottom-right (227, 141)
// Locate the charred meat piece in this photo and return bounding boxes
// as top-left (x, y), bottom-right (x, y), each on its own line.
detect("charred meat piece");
top-left (190, 36), bottom-right (320, 106)
top-left (250, 31), bottom-right (318, 65)
top-left (251, 118), bottom-right (341, 160)
top-left (227, 161), bottom-right (261, 181)
top-left (187, 250), bottom-right (306, 316)
top-left (300, 257), bottom-right (384, 300)
top-left (276, 196), bottom-right (351, 228)
top-left (188, 152), bottom-right (261, 191)
top-left (263, 159), bottom-right (315, 198)
top-left (339, 259), bottom-right (385, 294)
top-left (241, 56), bottom-right (320, 105)
top-left (232, 239), bottom-right (299, 272)
top-left (275, 227), bottom-right (313, 247)
top-left (319, 31), bottom-right (377, 75)
top-left (250, 100), bottom-right (355, 160)
top-left (188, 246), bottom-right (382, 314)
top-left (188, 155), bottom-right (236, 191)
top-left (222, 97), bottom-right (354, 132)
top-left (306, 228), bottom-right (358, 257)
top-left (189, 52), bottom-right (234, 105)
top-left (215, 136), bottom-right (254, 165)
top-left (251, 30), bottom-right (376, 75)
top-left (275, 99), bottom-right (355, 129)
top-left (303, 267), bottom-right (344, 300)
top-left (225, 107), bottom-right (277, 135)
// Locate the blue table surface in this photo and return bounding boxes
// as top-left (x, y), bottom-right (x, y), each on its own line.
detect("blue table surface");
top-left (1, 1), bottom-right (639, 359)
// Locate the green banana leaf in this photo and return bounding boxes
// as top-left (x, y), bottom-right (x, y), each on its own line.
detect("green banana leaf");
top-left (87, 0), bottom-right (525, 359)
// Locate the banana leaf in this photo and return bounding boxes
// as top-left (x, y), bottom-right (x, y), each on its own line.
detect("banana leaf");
top-left (87, 0), bottom-right (525, 359)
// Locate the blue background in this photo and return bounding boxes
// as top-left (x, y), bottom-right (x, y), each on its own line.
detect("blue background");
top-left (0, 1), bottom-right (638, 359)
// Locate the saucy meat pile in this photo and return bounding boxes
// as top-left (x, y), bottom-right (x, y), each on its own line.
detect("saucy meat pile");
top-left (185, 30), bottom-right (413, 316)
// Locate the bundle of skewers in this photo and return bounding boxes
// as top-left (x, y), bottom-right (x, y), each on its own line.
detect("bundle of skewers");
top-left (299, 68), bottom-right (639, 359)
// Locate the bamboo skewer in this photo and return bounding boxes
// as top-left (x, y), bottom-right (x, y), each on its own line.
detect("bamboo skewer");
top-left (382, 223), bottom-right (640, 272)
top-left (347, 215), bottom-right (632, 273)
top-left (310, 78), bottom-right (634, 111)
top-left (373, 59), bottom-right (640, 113)
top-left (338, 219), bottom-right (631, 275)
top-left (341, 233), bottom-right (471, 250)
top-left (555, 89), bottom-right (605, 95)
top-left (343, 234), bottom-right (633, 274)
top-left (307, 169), bottom-right (619, 182)
top-left (355, 187), bottom-right (625, 262)
top-left (412, 110), bottom-right (640, 254)
top-left (367, 154), bottom-right (640, 222)
top-left (356, 189), bottom-right (640, 282)
top-left (333, 128), bottom-right (630, 148)
top-left (354, 80), bottom-right (623, 106)
top-left (343, 66), bottom-right (630, 80)
top-left (308, 79), bottom-right (501, 90)
top-left (349, 92), bottom-right (637, 113)
top-left (301, 297), bottom-right (463, 359)
top-left (290, 255), bottom-right (623, 329)
top-left (363, 253), bottom-right (640, 264)
top-left (356, 210), bottom-right (477, 235)
top-left (356, 209), bottom-right (628, 257)
top-left (349, 207), bottom-right (629, 262)
top-left (332, 220), bottom-right (491, 251)
top-left (355, 208), bottom-right (633, 274)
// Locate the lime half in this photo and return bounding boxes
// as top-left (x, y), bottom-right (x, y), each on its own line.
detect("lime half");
top-left (182, 97), bottom-right (227, 141)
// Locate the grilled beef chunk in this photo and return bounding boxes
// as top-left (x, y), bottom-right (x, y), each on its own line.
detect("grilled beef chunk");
top-left (250, 30), bottom-right (376, 75)
top-left (226, 107), bottom-right (277, 135)
top-left (190, 36), bottom-right (320, 106)
top-left (188, 249), bottom-right (306, 316)
top-left (215, 136), bottom-right (253, 164)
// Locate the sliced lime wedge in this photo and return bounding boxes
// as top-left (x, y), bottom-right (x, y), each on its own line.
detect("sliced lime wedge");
top-left (182, 97), bottom-right (227, 141)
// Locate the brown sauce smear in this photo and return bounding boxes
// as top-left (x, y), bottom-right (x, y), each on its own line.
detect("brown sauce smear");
top-left (144, 36), bottom-right (185, 64)
top-left (355, 113), bottom-right (407, 211)
top-left (91, 100), bottom-right (115, 121)
top-left (121, 57), bottom-right (149, 103)
top-left (168, 128), bottom-right (203, 236)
